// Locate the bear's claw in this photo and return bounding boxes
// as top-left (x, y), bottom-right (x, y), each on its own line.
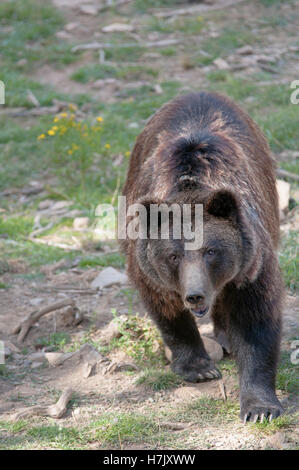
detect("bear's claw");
top-left (241, 404), bottom-right (283, 424)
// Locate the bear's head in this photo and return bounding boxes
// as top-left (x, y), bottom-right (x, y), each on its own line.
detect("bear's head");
top-left (135, 189), bottom-right (259, 318)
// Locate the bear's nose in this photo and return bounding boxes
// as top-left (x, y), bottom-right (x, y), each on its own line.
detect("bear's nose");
top-left (185, 293), bottom-right (205, 305)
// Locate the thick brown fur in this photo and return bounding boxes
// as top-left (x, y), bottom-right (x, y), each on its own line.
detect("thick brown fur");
top-left (120, 92), bottom-right (284, 422)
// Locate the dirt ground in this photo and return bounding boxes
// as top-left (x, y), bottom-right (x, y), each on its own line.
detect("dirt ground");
top-left (0, 0), bottom-right (298, 450)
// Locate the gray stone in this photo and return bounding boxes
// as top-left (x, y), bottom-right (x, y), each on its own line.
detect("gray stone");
top-left (91, 267), bottom-right (128, 289)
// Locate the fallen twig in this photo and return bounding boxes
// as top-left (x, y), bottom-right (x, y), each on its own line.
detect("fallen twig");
top-left (38, 286), bottom-right (99, 295)
top-left (98, 0), bottom-right (133, 12)
top-left (218, 380), bottom-right (227, 401)
top-left (276, 168), bottom-right (299, 182)
top-left (12, 299), bottom-right (76, 342)
top-left (11, 388), bottom-right (73, 421)
top-left (154, 0), bottom-right (245, 18)
top-left (72, 39), bottom-right (181, 53)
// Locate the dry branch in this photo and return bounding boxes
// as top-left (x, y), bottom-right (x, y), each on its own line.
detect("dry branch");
top-left (72, 39), bottom-right (181, 53)
top-left (12, 299), bottom-right (76, 342)
top-left (154, 0), bottom-right (245, 18)
top-left (11, 388), bottom-right (73, 422)
top-left (98, 0), bottom-right (133, 12)
top-left (276, 168), bottom-right (299, 182)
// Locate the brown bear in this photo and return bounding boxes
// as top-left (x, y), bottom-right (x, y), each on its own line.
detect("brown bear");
top-left (119, 92), bottom-right (284, 423)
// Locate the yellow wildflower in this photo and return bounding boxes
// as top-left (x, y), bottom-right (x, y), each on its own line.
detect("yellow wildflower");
top-left (96, 116), bottom-right (103, 123)
top-left (53, 116), bottom-right (60, 123)
top-left (68, 149), bottom-right (73, 155)
top-left (48, 130), bottom-right (55, 136)
top-left (59, 112), bottom-right (68, 118)
top-left (37, 133), bottom-right (46, 140)
top-left (125, 151), bottom-right (131, 157)
top-left (105, 143), bottom-right (111, 149)
top-left (52, 126), bottom-right (58, 131)
top-left (68, 103), bottom-right (78, 111)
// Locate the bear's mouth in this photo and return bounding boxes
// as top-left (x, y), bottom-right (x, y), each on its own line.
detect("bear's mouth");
top-left (190, 306), bottom-right (209, 318)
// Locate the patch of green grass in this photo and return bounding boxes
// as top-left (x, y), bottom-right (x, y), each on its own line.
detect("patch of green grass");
top-left (173, 397), bottom-right (239, 425)
top-left (26, 424), bottom-right (82, 449)
top-left (277, 350), bottom-right (299, 394)
top-left (0, 420), bottom-right (29, 434)
top-left (134, 0), bottom-right (181, 12)
top-left (0, 365), bottom-right (9, 377)
top-left (71, 64), bottom-right (117, 83)
top-left (105, 45), bottom-right (146, 62)
top-left (35, 332), bottom-right (71, 351)
top-left (201, 27), bottom-right (256, 60)
top-left (89, 412), bottom-right (163, 446)
top-left (249, 414), bottom-right (295, 436)
top-left (147, 16), bottom-right (205, 35)
top-left (259, 0), bottom-right (293, 6)
top-left (279, 231), bottom-right (298, 292)
top-left (218, 357), bottom-right (238, 376)
top-left (160, 47), bottom-right (176, 57)
top-left (256, 105), bottom-right (299, 151)
top-left (208, 75), bottom-right (258, 101)
top-left (107, 312), bottom-right (164, 367)
top-left (72, 62), bottom-right (159, 85)
top-left (79, 253), bottom-right (125, 269)
top-left (0, 216), bottom-right (34, 239)
top-left (0, 239), bottom-right (80, 269)
top-left (136, 368), bottom-right (183, 391)
top-left (116, 65), bottom-right (159, 81)
top-left (0, 282), bottom-right (8, 289)
top-left (0, 0), bottom-right (64, 66)
top-left (0, 68), bottom-right (75, 107)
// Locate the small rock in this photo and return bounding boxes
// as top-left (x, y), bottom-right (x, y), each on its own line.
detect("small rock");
top-left (16, 58), bottom-right (28, 67)
top-left (92, 78), bottom-right (118, 89)
top-left (66, 210), bottom-right (83, 218)
top-left (79, 5), bottom-right (98, 16)
top-left (29, 297), bottom-right (44, 307)
top-left (45, 352), bottom-right (74, 366)
top-left (90, 267), bottom-right (128, 289)
top-left (128, 122), bottom-right (139, 129)
top-left (165, 335), bottom-right (223, 363)
top-left (73, 217), bottom-right (89, 230)
top-left (73, 408), bottom-right (81, 417)
top-left (28, 352), bottom-right (46, 362)
top-left (213, 58), bottom-right (230, 70)
top-left (102, 23), bottom-right (134, 33)
top-left (99, 316), bottom-right (128, 344)
top-left (276, 179), bottom-right (290, 212)
top-left (153, 84), bottom-right (163, 95)
top-left (236, 45), bottom-right (254, 55)
top-left (31, 361), bottom-right (44, 369)
top-left (51, 200), bottom-right (72, 211)
top-left (65, 22), bottom-right (79, 32)
top-left (38, 199), bottom-right (53, 210)
top-left (256, 55), bottom-right (277, 65)
top-left (55, 31), bottom-right (72, 40)
top-left (82, 361), bottom-right (96, 378)
top-left (143, 52), bottom-right (161, 59)
top-left (105, 361), bottom-right (139, 373)
top-left (202, 336), bottom-right (223, 363)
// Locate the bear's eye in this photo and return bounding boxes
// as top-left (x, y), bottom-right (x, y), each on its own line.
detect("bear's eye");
top-left (169, 254), bottom-right (178, 264)
top-left (207, 249), bottom-right (215, 256)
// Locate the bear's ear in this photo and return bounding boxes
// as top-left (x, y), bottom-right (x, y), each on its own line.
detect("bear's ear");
top-left (206, 189), bottom-right (239, 219)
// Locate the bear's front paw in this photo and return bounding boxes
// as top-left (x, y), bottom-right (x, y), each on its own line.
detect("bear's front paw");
top-left (240, 395), bottom-right (283, 424)
top-left (172, 356), bottom-right (222, 383)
